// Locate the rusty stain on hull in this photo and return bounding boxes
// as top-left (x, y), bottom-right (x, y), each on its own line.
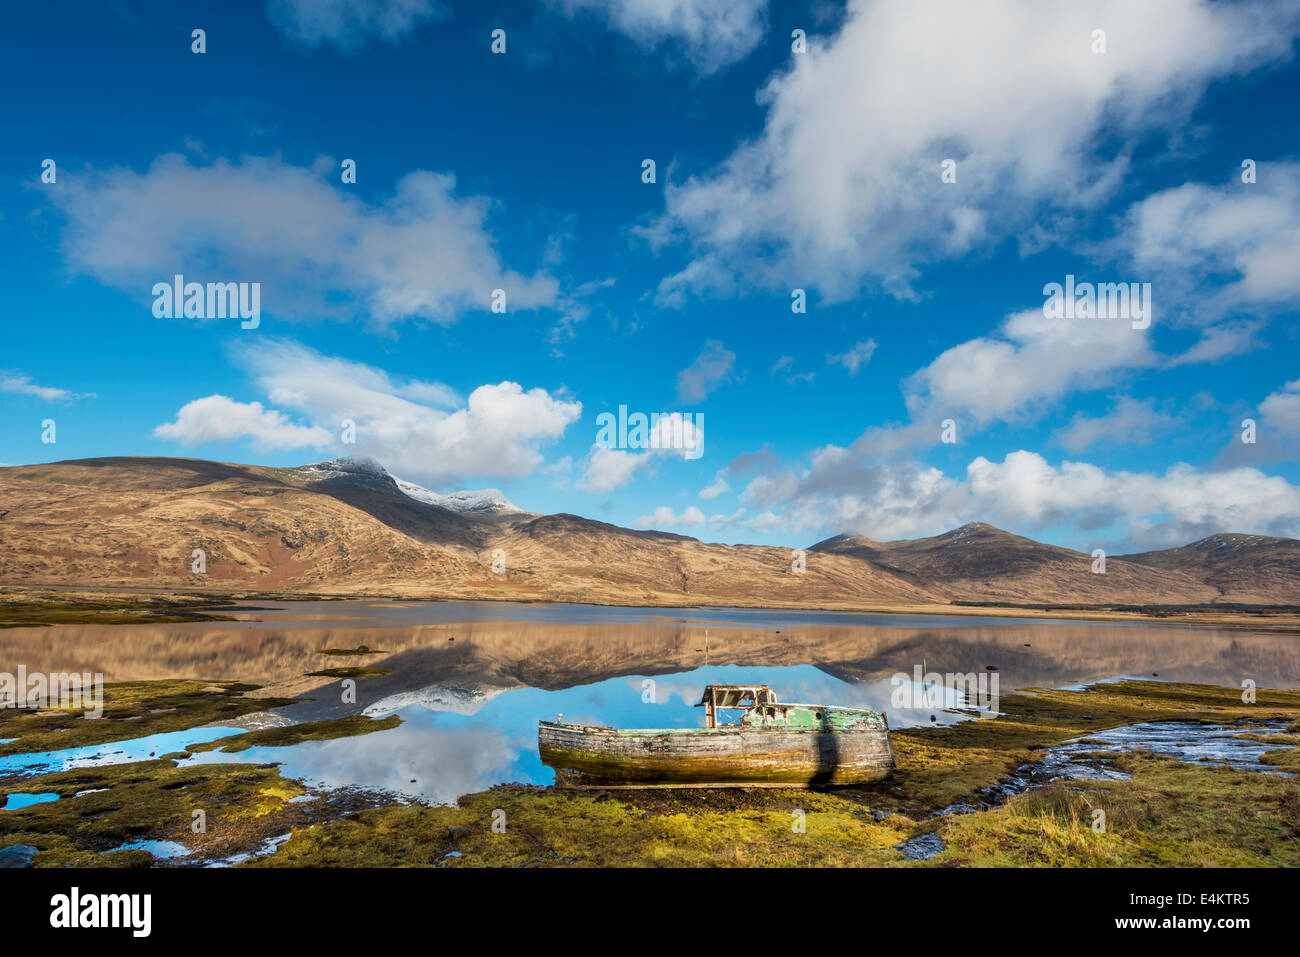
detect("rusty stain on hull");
top-left (538, 684), bottom-right (895, 788)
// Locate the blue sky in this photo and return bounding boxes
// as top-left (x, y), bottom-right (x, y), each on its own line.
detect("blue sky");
top-left (2, 0), bottom-right (1299, 553)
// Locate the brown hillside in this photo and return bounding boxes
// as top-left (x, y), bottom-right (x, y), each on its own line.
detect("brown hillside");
top-left (1, 458), bottom-right (1295, 607)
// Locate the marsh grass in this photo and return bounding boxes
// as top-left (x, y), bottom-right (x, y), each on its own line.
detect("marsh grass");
top-left (931, 752), bottom-right (1300, 867)
top-left (2, 677), bottom-right (1298, 867)
top-left (0, 680), bottom-right (296, 758)
top-left (0, 759), bottom-right (320, 866)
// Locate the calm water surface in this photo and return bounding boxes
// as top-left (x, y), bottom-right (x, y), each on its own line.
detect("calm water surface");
top-left (3, 600), bottom-right (1297, 804)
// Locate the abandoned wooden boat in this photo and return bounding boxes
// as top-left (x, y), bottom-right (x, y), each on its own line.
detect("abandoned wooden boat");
top-left (538, 684), bottom-right (894, 788)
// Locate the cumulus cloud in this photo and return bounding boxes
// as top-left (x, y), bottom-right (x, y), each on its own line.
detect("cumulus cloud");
top-left (554, 0), bottom-right (768, 74)
top-left (576, 446), bottom-right (646, 494)
top-left (903, 308), bottom-right (1157, 428)
top-left (49, 154), bottom-right (561, 329)
top-left (738, 448), bottom-right (1300, 550)
top-left (575, 411), bottom-right (706, 493)
top-left (0, 371), bottom-right (94, 403)
top-left (634, 505), bottom-right (706, 529)
top-left (720, 298), bottom-right (1186, 535)
top-left (676, 339), bottom-right (736, 403)
top-left (267, 0), bottom-right (449, 52)
top-left (154, 339), bottom-right (581, 484)
top-left (966, 452), bottom-right (1300, 548)
top-left (644, 0), bottom-right (1300, 304)
top-left (153, 395), bottom-right (333, 451)
top-left (1127, 163), bottom-right (1300, 322)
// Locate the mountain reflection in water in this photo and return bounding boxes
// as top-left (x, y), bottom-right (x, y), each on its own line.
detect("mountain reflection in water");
top-left (187, 664), bottom-right (965, 804)
top-left (5, 600), bottom-right (1299, 804)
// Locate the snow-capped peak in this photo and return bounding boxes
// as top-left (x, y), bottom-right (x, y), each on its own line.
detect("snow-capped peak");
top-left (293, 458), bottom-right (527, 515)
top-left (295, 456), bottom-right (390, 478)
top-left (393, 476), bottom-right (527, 516)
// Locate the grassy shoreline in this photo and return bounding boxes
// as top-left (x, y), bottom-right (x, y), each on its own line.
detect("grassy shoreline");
top-left (4, 583), bottom-right (1299, 630)
top-left (1, 676), bottom-right (1297, 867)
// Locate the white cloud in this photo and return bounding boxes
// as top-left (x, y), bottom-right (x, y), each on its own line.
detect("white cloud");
top-left (645, 0), bottom-right (1300, 304)
top-left (51, 154), bottom-right (560, 328)
top-left (1259, 380), bottom-right (1300, 442)
top-left (0, 372), bottom-right (94, 403)
top-left (1053, 396), bottom-right (1177, 453)
top-left (155, 340), bottom-right (581, 483)
top-left (966, 452), bottom-right (1300, 547)
top-left (1215, 379), bottom-right (1300, 469)
top-left (1166, 319), bottom-right (1265, 367)
top-left (740, 457), bottom-right (960, 541)
top-left (153, 395), bottom-right (333, 451)
top-left (827, 339), bottom-right (877, 376)
top-left (676, 339), bottom-right (736, 403)
top-left (554, 0), bottom-right (768, 74)
top-left (1127, 163), bottom-right (1300, 321)
top-left (737, 448), bottom-right (1300, 549)
top-left (634, 505), bottom-right (706, 529)
top-left (724, 299), bottom-right (1173, 516)
top-left (575, 411), bottom-right (706, 493)
top-left (698, 472), bottom-right (731, 500)
top-left (708, 507), bottom-right (745, 532)
top-left (743, 510), bottom-right (784, 533)
top-left (575, 446), bottom-right (648, 494)
top-left (267, 0), bottom-right (449, 52)
top-left (904, 308), bottom-right (1156, 427)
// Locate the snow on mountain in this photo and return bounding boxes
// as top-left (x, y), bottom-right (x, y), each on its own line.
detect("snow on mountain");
top-left (393, 477), bottom-right (527, 516)
top-left (292, 456), bottom-right (391, 481)
top-left (292, 458), bottom-right (528, 516)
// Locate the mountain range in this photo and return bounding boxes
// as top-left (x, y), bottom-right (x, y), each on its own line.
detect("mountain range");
top-left (1, 455), bottom-right (1296, 608)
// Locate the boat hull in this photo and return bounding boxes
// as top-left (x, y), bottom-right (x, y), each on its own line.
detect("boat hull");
top-left (539, 722), bottom-right (894, 788)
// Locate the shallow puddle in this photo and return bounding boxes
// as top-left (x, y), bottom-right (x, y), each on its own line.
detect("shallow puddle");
top-left (1, 792), bottom-right (58, 810)
top-left (0, 726), bottom-right (245, 780)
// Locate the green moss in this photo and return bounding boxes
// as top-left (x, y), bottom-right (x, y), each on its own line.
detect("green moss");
top-left (0, 758), bottom-right (318, 866)
top-left (317, 646), bottom-right (385, 656)
top-left (252, 679), bottom-right (1300, 868)
top-left (1260, 747), bottom-right (1300, 773)
top-left (0, 680), bottom-right (297, 758)
top-left (250, 785), bottom-right (916, 868)
top-left (1, 709), bottom-right (408, 866)
top-left (4, 676), bottom-right (1297, 867)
